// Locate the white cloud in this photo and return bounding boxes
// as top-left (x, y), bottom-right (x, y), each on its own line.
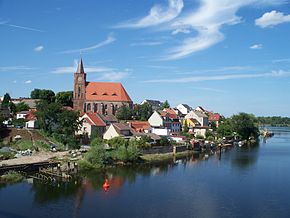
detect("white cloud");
top-left (34, 45), bottom-right (44, 52)
top-left (12, 80), bottom-right (17, 84)
top-left (272, 58), bottom-right (290, 63)
top-left (0, 66), bottom-right (34, 71)
top-left (0, 20), bottom-right (45, 32)
top-left (130, 41), bottom-right (163, 46)
top-left (144, 70), bottom-right (290, 83)
top-left (51, 66), bottom-right (114, 74)
top-left (115, 0), bottom-right (184, 28)
top-left (59, 34), bottom-right (116, 54)
top-left (98, 71), bottom-right (129, 81)
top-left (255, 10), bottom-right (290, 28)
top-left (250, 44), bottom-right (263, 49)
top-left (24, 80), bottom-right (32, 84)
top-left (116, 0), bottom-right (286, 60)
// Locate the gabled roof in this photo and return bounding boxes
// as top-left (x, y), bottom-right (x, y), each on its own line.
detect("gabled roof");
top-left (179, 104), bottom-right (191, 110)
top-left (17, 111), bottom-right (29, 115)
top-left (209, 113), bottom-right (222, 121)
top-left (161, 108), bottom-right (178, 119)
top-left (26, 110), bottom-right (37, 121)
top-left (129, 121), bottom-right (151, 132)
top-left (141, 99), bottom-right (162, 106)
top-left (112, 123), bottom-right (132, 136)
top-left (193, 110), bottom-right (208, 118)
top-left (195, 106), bottom-right (206, 112)
top-left (98, 114), bottom-right (118, 123)
top-left (86, 82), bottom-right (132, 102)
top-left (82, 113), bottom-right (106, 126)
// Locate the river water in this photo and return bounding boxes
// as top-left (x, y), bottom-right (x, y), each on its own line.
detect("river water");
top-left (1, 127), bottom-right (290, 218)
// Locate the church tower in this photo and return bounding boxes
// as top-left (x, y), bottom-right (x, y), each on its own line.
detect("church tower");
top-left (73, 58), bottom-right (86, 112)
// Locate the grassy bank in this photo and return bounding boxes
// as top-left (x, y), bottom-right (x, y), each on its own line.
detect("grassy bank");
top-left (141, 150), bottom-right (196, 162)
top-left (0, 171), bottom-right (24, 183)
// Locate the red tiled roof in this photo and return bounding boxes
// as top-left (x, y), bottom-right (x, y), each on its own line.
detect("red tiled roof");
top-left (84, 113), bottom-right (106, 126)
top-left (209, 113), bottom-right (221, 121)
top-left (86, 82), bottom-right (131, 102)
top-left (129, 121), bottom-right (151, 132)
top-left (163, 108), bottom-right (177, 119)
top-left (160, 110), bottom-right (177, 119)
top-left (26, 110), bottom-right (37, 121)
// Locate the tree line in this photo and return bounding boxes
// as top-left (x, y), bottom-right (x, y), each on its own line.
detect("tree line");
top-left (257, 116), bottom-right (290, 126)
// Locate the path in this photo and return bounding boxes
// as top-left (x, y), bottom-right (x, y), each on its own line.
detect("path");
top-left (0, 151), bottom-right (69, 166)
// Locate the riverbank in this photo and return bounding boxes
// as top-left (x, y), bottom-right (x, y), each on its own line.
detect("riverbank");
top-left (141, 150), bottom-right (197, 163)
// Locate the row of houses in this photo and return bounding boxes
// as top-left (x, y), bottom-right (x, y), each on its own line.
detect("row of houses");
top-left (76, 102), bottom-right (223, 144)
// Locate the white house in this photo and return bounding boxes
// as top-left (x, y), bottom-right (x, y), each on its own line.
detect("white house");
top-left (176, 104), bottom-right (192, 115)
top-left (195, 106), bottom-right (206, 113)
top-left (16, 111), bottom-right (29, 119)
top-left (103, 123), bottom-right (133, 140)
top-left (141, 99), bottom-right (163, 111)
top-left (148, 111), bottom-right (165, 127)
top-left (185, 110), bottom-right (209, 126)
top-left (151, 127), bottom-right (170, 136)
top-left (24, 110), bottom-right (38, 129)
top-left (77, 113), bottom-right (106, 138)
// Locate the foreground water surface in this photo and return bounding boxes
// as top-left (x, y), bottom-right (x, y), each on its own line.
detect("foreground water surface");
top-left (1, 127), bottom-right (290, 218)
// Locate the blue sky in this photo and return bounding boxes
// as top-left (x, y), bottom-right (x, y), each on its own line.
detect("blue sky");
top-left (0, 0), bottom-right (290, 117)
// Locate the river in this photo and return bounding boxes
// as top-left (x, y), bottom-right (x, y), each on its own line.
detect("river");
top-left (1, 127), bottom-right (290, 218)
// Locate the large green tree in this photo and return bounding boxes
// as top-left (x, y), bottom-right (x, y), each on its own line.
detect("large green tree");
top-left (116, 105), bottom-right (133, 120)
top-left (160, 100), bottom-right (170, 109)
top-left (1, 93), bottom-right (11, 107)
top-left (134, 103), bottom-right (153, 120)
top-left (15, 102), bottom-right (30, 112)
top-left (31, 89), bottom-right (55, 103)
top-left (55, 91), bottom-right (73, 107)
top-left (231, 113), bottom-right (259, 140)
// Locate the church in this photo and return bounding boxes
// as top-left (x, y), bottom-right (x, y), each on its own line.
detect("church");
top-left (73, 59), bottom-right (133, 115)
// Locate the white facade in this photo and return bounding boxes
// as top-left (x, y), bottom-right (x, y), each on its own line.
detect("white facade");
top-left (78, 118), bottom-right (93, 137)
top-left (16, 112), bottom-right (28, 119)
top-left (25, 120), bottom-right (38, 129)
top-left (103, 124), bottom-right (120, 140)
top-left (185, 110), bottom-right (208, 126)
top-left (148, 111), bottom-right (163, 127)
top-left (176, 104), bottom-right (191, 115)
top-left (170, 136), bottom-right (185, 143)
top-left (151, 127), bottom-right (170, 136)
top-left (193, 128), bottom-right (207, 138)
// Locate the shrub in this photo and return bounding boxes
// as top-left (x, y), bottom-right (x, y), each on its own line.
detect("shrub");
top-left (83, 145), bottom-right (108, 168)
top-left (0, 171), bottom-right (24, 183)
top-left (112, 143), bottom-right (140, 163)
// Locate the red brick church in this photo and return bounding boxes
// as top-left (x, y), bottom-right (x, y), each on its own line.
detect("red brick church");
top-left (73, 59), bottom-right (132, 115)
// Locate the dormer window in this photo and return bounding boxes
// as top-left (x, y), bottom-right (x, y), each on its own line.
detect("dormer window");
top-left (102, 92), bottom-right (108, 95)
top-left (112, 92), bottom-right (117, 96)
top-left (91, 92), bottom-right (97, 95)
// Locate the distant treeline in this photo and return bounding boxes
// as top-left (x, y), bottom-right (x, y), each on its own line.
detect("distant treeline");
top-left (257, 116), bottom-right (290, 126)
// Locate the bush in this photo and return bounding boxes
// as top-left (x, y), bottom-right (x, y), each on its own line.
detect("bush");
top-left (111, 143), bottom-right (140, 163)
top-left (12, 140), bottom-right (34, 150)
top-left (83, 145), bottom-right (108, 168)
top-left (160, 136), bottom-right (170, 146)
top-left (0, 171), bottom-right (24, 183)
top-left (107, 137), bottom-right (128, 149)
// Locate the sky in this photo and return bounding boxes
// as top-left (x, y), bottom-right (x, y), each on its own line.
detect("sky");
top-left (0, 0), bottom-right (290, 117)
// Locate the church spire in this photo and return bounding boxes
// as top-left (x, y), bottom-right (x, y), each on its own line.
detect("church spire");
top-left (76, 58), bottom-right (85, 74)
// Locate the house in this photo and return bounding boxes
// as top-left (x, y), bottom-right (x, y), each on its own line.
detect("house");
top-left (98, 114), bottom-right (118, 126)
top-left (12, 98), bottom-right (39, 109)
top-left (103, 123), bottom-right (133, 140)
top-left (73, 58), bottom-right (133, 115)
top-left (195, 106), bottom-right (206, 113)
top-left (170, 135), bottom-right (187, 144)
top-left (16, 111), bottom-right (29, 119)
top-left (148, 111), bottom-right (181, 135)
top-left (192, 126), bottom-right (209, 138)
top-left (128, 121), bottom-right (151, 133)
top-left (141, 99), bottom-right (163, 111)
top-left (185, 110), bottom-right (208, 127)
top-left (182, 118), bottom-right (200, 129)
top-left (176, 104), bottom-right (192, 115)
top-left (25, 110), bottom-right (38, 129)
top-left (208, 113), bottom-right (222, 128)
top-left (78, 113), bottom-right (106, 138)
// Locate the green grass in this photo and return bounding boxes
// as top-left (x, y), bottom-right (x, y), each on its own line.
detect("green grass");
top-left (35, 140), bottom-right (50, 151)
top-left (141, 151), bottom-right (194, 162)
top-left (0, 151), bottom-right (15, 160)
top-left (0, 171), bottom-right (24, 183)
top-left (11, 140), bottom-right (34, 150)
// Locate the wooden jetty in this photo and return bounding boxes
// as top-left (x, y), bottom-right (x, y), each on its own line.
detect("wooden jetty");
top-left (0, 161), bottom-right (60, 175)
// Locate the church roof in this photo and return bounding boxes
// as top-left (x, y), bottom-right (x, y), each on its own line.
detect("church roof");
top-left (76, 58), bottom-right (85, 74)
top-left (85, 82), bottom-right (132, 102)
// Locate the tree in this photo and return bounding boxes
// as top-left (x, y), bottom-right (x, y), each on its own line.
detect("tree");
top-left (160, 100), bottom-right (170, 109)
top-left (116, 105), bottom-right (133, 120)
top-left (160, 136), bottom-right (170, 146)
top-left (134, 103), bottom-right (153, 120)
top-left (231, 113), bottom-right (259, 140)
top-left (55, 91), bottom-right (73, 107)
top-left (1, 93), bottom-right (11, 107)
top-left (217, 118), bottom-right (233, 138)
top-left (183, 120), bottom-right (189, 133)
top-left (8, 102), bottom-right (16, 115)
top-left (31, 89), bottom-right (55, 103)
